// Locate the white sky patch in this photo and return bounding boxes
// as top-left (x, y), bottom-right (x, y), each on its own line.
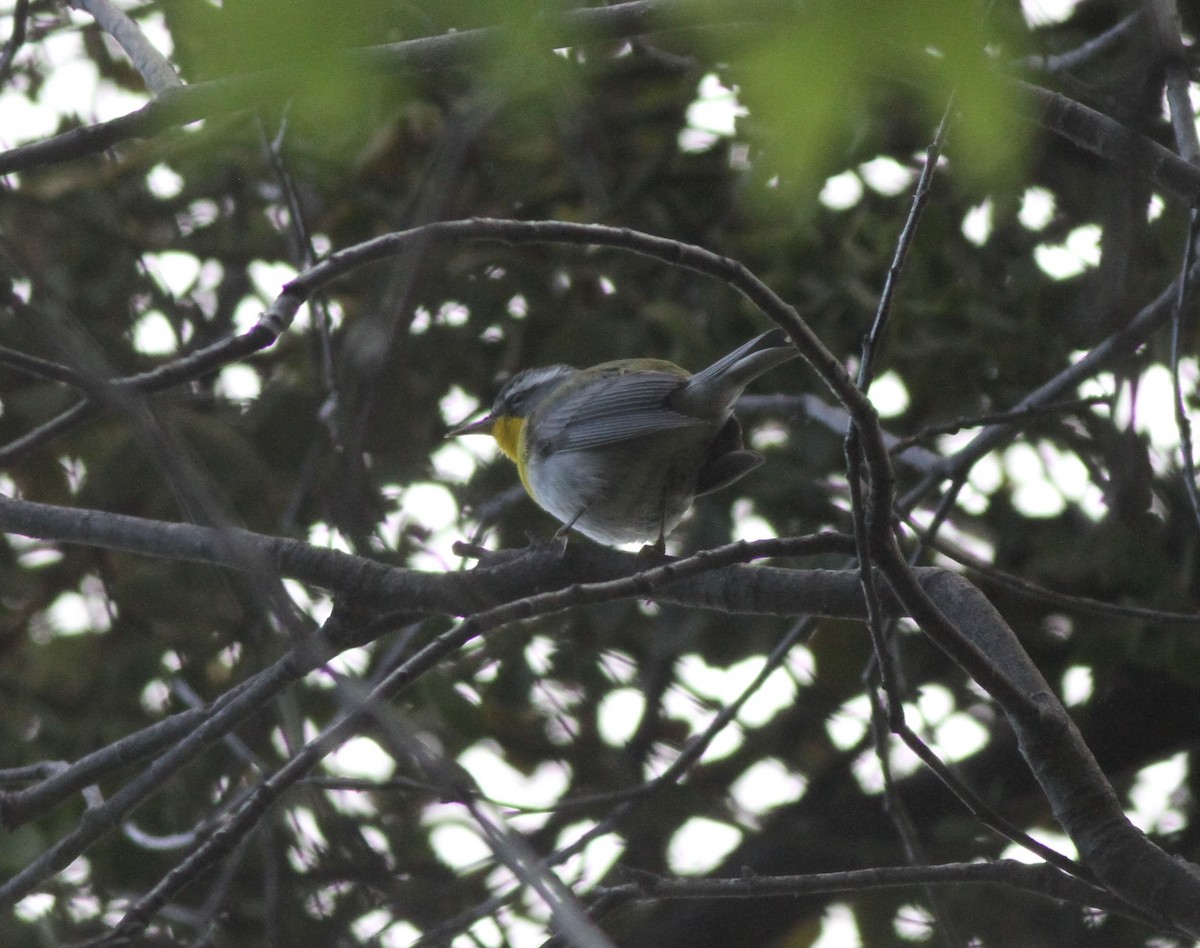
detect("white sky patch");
top-left (552, 822), bottom-right (624, 890)
top-left (14, 893), bottom-right (54, 923)
top-left (14, 539), bottom-right (62, 568)
top-left (376, 921), bottom-right (421, 948)
top-left (894, 903), bottom-right (934, 941)
top-left (879, 738), bottom-right (924, 783)
top-left (1034, 223), bottom-right (1101, 279)
top-left (0, 87), bottom-right (60, 147)
top-left (286, 806), bottom-right (327, 871)
top-left (46, 580), bottom-right (111, 636)
top-left (667, 817), bottom-right (742, 874)
top-left (1128, 752), bottom-right (1189, 835)
top-left (458, 741), bottom-right (569, 811)
top-left (304, 644), bottom-right (370, 687)
top-left (1019, 186), bottom-right (1055, 230)
top-left (661, 683), bottom-right (744, 761)
top-left (432, 440), bottom-right (487, 489)
top-left (1013, 440), bottom-right (1096, 518)
top-left (307, 521), bottom-right (354, 554)
top-left (813, 904), bottom-right (862, 948)
top-left (731, 758), bottom-right (806, 813)
top-left (378, 481), bottom-right (462, 570)
top-left (185, 198), bottom-right (219, 231)
top-left (738, 664), bottom-right (796, 728)
top-left (536, 680), bottom-right (583, 748)
top-left (398, 481), bottom-right (458, 532)
top-left (730, 498), bottom-right (777, 542)
top-left (827, 693), bottom-right (871, 750)
top-left (326, 736), bottom-right (396, 781)
top-left (859, 156), bottom-right (914, 196)
top-left (598, 649), bottom-right (638, 686)
top-left (232, 294), bottom-right (270, 335)
top-left (907, 509), bottom-right (996, 566)
top-left (749, 419), bottom-right (789, 450)
top-left (249, 259), bottom-right (298, 302)
top-left (507, 293), bottom-right (528, 318)
top-left (146, 164), bottom-right (184, 199)
top-left (441, 385), bottom-right (483, 430)
top-left (1021, 0), bottom-right (1082, 26)
top-left (868, 370), bottom-right (910, 418)
top-left (409, 306), bottom-right (432, 335)
top-left (820, 170), bottom-right (864, 211)
top-left (962, 199), bottom-right (993, 246)
top-left (680, 73), bottom-right (746, 153)
top-left (439, 299), bottom-right (469, 326)
top-left (427, 819), bottom-right (491, 872)
top-left (524, 635), bottom-right (555, 675)
top-left (934, 712), bottom-right (989, 762)
top-left (787, 645), bottom-right (816, 685)
top-left (913, 684), bottom-right (953, 722)
top-left (352, 909), bottom-right (394, 943)
top-left (1061, 665), bottom-right (1093, 707)
top-left (677, 654), bottom-right (759, 703)
top-left (38, 29), bottom-right (96, 110)
top-left (282, 578), bottom-right (333, 625)
top-left (216, 363), bottom-right (261, 400)
top-left (140, 678), bottom-right (171, 715)
top-left (412, 300), bottom-right (470, 334)
top-left (937, 429), bottom-right (1003, 494)
top-left (676, 654), bottom-right (799, 732)
top-left (145, 250), bottom-right (200, 297)
top-left (1001, 827), bottom-right (1077, 864)
top-left (131, 311), bottom-right (177, 355)
top-left (597, 687), bottom-right (644, 747)
top-left (1112, 361), bottom-right (1192, 453)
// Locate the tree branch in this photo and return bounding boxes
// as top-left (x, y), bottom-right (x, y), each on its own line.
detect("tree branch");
top-left (0, 0), bottom-right (691, 175)
top-left (67, 0), bottom-right (182, 93)
top-left (603, 860), bottom-right (1137, 918)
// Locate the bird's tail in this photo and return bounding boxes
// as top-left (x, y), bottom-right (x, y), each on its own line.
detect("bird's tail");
top-left (679, 329), bottom-right (797, 416)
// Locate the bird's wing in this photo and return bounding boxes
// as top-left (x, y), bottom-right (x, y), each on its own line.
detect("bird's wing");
top-left (534, 371), bottom-right (706, 454)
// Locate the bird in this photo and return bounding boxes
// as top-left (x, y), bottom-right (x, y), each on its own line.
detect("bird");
top-left (448, 328), bottom-right (798, 547)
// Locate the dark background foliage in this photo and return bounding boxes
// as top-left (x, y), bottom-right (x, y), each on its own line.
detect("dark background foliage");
top-left (1, 0), bottom-right (1199, 945)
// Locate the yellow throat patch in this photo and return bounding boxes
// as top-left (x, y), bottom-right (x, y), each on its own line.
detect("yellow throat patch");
top-left (490, 415), bottom-right (533, 494)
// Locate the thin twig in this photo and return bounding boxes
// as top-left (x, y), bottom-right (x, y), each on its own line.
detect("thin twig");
top-left (0, 0), bottom-right (29, 86)
top-left (900, 250), bottom-right (1200, 511)
top-left (411, 617), bottom-right (821, 946)
top-left (867, 686), bottom-right (963, 948)
top-left (890, 397), bottom-right (1112, 453)
top-left (0, 0), bottom-right (690, 176)
top-left (597, 860), bottom-right (1142, 918)
top-left (904, 513), bottom-right (1200, 625)
top-left (1018, 10), bottom-right (1142, 74)
top-left (859, 103), bottom-right (949, 390)
top-left (0, 653), bottom-right (309, 909)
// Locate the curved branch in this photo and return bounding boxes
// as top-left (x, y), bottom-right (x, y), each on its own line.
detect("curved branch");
top-left (67, 0), bottom-right (182, 93)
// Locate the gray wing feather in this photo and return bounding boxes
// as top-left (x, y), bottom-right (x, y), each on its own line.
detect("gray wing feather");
top-left (535, 372), bottom-right (704, 453)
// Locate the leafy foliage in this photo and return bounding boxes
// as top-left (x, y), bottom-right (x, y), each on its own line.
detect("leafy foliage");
top-left (1, 1), bottom-right (1200, 946)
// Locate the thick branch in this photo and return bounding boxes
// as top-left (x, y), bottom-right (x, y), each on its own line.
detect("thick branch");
top-left (1020, 79), bottom-right (1200, 200)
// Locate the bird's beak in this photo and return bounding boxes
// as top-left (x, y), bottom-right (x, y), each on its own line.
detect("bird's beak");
top-left (445, 413), bottom-right (496, 438)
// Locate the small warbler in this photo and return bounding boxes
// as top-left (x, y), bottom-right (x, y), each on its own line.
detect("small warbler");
top-left (449, 328), bottom-right (797, 546)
